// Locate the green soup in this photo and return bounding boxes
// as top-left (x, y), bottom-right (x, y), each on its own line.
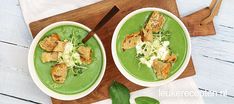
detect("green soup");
top-left (116, 11), bottom-right (188, 81)
top-left (34, 25), bottom-right (103, 94)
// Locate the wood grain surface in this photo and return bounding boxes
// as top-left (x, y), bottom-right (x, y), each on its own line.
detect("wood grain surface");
top-left (29, 0), bottom-right (195, 103)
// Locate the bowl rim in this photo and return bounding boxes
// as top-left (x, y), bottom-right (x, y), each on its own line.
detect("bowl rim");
top-left (111, 8), bottom-right (191, 87)
top-left (28, 21), bottom-right (106, 100)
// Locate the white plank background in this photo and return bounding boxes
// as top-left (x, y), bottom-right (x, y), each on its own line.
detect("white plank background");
top-left (0, 0), bottom-right (234, 104)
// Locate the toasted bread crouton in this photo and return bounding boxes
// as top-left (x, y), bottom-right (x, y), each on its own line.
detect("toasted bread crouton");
top-left (142, 29), bottom-right (153, 42)
top-left (41, 52), bottom-right (58, 63)
top-left (51, 63), bottom-right (68, 84)
top-left (152, 60), bottom-right (171, 79)
top-left (122, 32), bottom-right (142, 50)
top-left (145, 11), bottom-right (165, 33)
top-left (165, 54), bottom-right (177, 63)
top-left (77, 46), bottom-right (92, 64)
top-left (53, 41), bottom-right (67, 52)
top-left (39, 34), bottom-right (60, 51)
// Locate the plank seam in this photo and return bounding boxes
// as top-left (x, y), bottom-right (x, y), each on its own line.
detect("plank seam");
top-left (0, 92), bottom-right (41, 104)
top-left (0, 40), bottom-right (29, 49)
top-left (202, 55), bottom-right (234, 65)
top-left (219, 24), bottom-right (234, 29)
top-left (199, 88), bottom-right (234, 98)
top-left (198, 37), bottom-right (234, 44)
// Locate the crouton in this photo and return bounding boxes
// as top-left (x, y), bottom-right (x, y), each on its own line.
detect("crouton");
top-left (142, 29), bottom-right (153, 42)
top-left (77, 46), bottom-right (92, 64)
top-left (41, 52), bottom-right (58, 63)
top-left (51, 63), bottom-right (68, 84)
top-left (122, 32), bottom-right (142, 50)
top-left (39, 34), bottom-right (60, 51)
top-left (145, 11), bottom-right (165, 33)
top-left (152, 60), bottom-right (171, 79)
top-left (53, 41), bottom-right (67, 52)
top-left (165, 54), bottom-right (177, 63)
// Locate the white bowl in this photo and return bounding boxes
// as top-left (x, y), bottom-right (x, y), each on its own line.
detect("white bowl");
top-left (111, 8), bottom-right (191, 87)
top-left (28, 21), bottom-right (106, 100)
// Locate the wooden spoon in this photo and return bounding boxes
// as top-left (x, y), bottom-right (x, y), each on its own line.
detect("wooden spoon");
top-left (82, 6), bottom-right (119, 43)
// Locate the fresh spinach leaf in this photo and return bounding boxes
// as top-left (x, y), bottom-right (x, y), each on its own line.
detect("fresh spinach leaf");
top-left (135, 96), bottom-right (160, 104)
top-left (109, 81), bottom-right (130, 104)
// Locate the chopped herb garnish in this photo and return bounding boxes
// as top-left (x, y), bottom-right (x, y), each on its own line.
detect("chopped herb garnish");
top-left (136, 53), bottom-right (144, 58)
top-left (141, 44), bottom-right (146, 49)
top-left (153, 52), bottom-right (157, 56)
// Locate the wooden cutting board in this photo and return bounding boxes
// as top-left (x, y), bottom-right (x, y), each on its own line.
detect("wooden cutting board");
top-left (29, 0), bottom-right (196, 103)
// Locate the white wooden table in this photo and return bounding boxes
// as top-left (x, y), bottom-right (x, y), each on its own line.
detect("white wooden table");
top-left (0, 0), bottom-right (234, 104)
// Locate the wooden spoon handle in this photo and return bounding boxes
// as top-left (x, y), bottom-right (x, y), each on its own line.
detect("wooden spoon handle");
top-left (201, 0), bottom-right (222, 25)
top-left (209, 0), bottom-right (217, 10)
top-left (82, 6), bottom-right (119, 43)
top-left (82, 31), bottom-right (95, 43)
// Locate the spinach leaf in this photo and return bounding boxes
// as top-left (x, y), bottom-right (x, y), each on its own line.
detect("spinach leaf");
top-left (109, 81), bottom-right (130, 104)
top-left (135, 96), bottom-right (160, 104)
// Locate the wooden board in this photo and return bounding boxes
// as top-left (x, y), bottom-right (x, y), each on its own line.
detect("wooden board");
top-left (29, 0), bottom-right (196, 103)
